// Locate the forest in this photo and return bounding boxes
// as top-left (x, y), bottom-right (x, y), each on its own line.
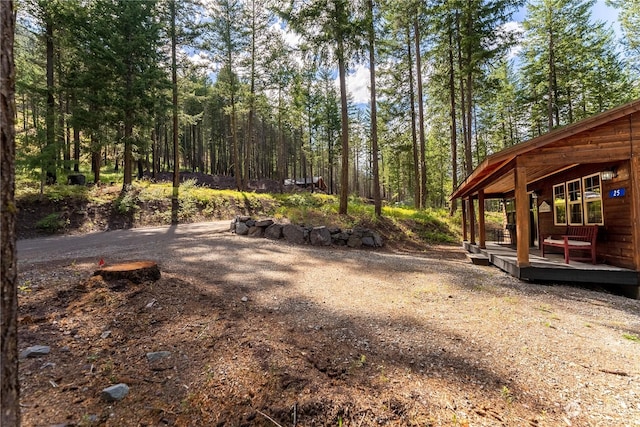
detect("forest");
top-left (13, 0), bottom-right (640, 215)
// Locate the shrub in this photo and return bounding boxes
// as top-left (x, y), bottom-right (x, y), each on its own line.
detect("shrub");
top-left (36, 213), bottom-right (69, 233)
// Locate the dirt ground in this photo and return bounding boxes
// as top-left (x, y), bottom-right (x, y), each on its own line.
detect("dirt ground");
top-left (16, 222), bottom-right (640, 426)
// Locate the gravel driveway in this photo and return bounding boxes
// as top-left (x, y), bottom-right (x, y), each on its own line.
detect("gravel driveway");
top-left (16, 221), bottom-right (640, 426)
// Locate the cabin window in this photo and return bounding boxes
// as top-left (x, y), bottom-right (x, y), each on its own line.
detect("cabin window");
top-left (553, 184), bottom-right (567, 225)
top-left (583, 173), bottom-right (604, 225)
top-left (567, 179), bottom-right (583, 225)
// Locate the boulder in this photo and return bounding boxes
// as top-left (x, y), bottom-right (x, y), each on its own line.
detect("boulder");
top-left (255, 219), bottom-right (274, 227)
top-left (310, 226), bottom-right (332, 246)
top-left (247, 226), bottom-right (264, 238)
top-left (283, 224), bottom-right (306, 245)
top-left (235, 222), bottom-right (249, 235)
top-left (347, 235), bottom-right (362, 248)
top-left (362, 236), bottom-right (376, 247)
top-left (264, 223), bottom-right (283, 240)
top-left (246, 219), bottom-right (256, 227)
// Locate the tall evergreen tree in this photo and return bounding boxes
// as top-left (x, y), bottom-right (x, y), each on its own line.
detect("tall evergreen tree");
top-left (1, 0), bottom-right (20, 424)
top-left (520, 0), bottom-right (631, 135)
top-left (90, 0), bottom-right (165, 188)
top-left (281, 0), bottom-right (363, 215)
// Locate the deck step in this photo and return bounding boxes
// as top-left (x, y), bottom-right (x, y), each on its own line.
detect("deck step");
top-left (468, 254), bottom-right (490, 266)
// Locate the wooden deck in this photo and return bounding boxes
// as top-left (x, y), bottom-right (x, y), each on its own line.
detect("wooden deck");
top-left (463, 241), bottom-right (640, 298)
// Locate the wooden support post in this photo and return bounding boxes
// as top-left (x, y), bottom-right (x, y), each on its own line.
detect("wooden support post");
top-left (462, 199), bottom-right (468, 241)
top-left (468, 196), bottom-right (476, 245)
top-left (478, 190), bottom-right (486, 249)
top-left (515, 161), bottom-right (530, 267)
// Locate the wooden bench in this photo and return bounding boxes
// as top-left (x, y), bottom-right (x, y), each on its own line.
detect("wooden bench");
top-left (541, 225), bottom-right (598, 264)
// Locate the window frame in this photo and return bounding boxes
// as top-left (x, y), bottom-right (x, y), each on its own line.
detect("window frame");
top-left (582, 173), bottom-right (604, 225)
top-left (553, 183), bottom-right (567, 226)
top-left (567, 178), bottom-right (583, 225)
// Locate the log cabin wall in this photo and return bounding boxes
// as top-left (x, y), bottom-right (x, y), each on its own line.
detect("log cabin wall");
top-left (534, 161), bottom-right (634, 269)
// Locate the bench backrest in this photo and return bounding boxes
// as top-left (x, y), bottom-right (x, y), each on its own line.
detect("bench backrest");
top-left (566, 225), bottom-right (598, 242)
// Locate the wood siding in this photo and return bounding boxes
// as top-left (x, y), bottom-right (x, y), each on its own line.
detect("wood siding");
top-left (535, 161), bottom-right (635, 269)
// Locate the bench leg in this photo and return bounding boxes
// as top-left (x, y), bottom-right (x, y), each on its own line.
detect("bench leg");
top-left (564, 246), bottom-right (570, 264)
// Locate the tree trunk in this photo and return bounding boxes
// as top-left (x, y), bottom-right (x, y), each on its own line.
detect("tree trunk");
top-left (171, 0), bottom-right (179, 224)
top-left (45, 14), bottom-right (56, 184)
top-left (406, 26), bottom-right (420, 209)
top-left (414, 19), bottom-right (427, 209)
top-left (1, 1), bottom-right (20, 423)
top-left (448, 25), bottom-right (458, 216)
top-left (72, 94), bottom-right (80, 172)
top-left (337, 37), bottom-right (349, 215)
top-left (367, 0), bottom-right (381, 215)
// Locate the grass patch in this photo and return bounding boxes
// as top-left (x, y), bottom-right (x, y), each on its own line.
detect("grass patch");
top-left (16, 169), bottom-right (466, 245)
top-left (35, 213), bottom-right (69, 233)
top-left (622, 333), bottom-right (640, 343)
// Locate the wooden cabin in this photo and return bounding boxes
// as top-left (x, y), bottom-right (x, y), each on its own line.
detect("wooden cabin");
top-left (451, 99), bottom-right (640, 298)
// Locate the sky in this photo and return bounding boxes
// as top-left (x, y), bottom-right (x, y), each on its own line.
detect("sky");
top-left (344, 0), bottom-right (623, 105)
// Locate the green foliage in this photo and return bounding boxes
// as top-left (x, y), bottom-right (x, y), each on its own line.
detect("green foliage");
top-left (622, 333), bottom-right (640, 343)
top-left (36, 213), bottom-right (69, 233)
top-left (114, 189), bottom-right (140, 214)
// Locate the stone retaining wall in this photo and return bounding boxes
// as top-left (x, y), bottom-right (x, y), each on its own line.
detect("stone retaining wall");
top-left (230, 216), bottom-right (383, 248)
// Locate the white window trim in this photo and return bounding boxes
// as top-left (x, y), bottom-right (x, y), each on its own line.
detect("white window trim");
top-left (582, 173), bottom-right (604, 226)
top-left (567, 179), bottom-right (583, 226)
top-left (553, 183), bottom-right (567, 226)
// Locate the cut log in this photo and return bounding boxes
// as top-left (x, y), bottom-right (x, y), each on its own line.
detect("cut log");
top-left (93, 261), bottom-right (160, 284)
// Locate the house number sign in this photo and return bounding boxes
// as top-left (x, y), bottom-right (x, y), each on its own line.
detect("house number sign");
top-left (609, 188), bottom-right (626, 198)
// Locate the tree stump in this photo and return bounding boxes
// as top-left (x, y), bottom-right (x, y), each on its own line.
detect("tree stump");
top-left (93, 261), bottom-right (160, 284)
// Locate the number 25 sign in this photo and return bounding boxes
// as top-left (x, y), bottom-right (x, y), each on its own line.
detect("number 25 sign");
top-left (609, 188), bottom-right (626, 198)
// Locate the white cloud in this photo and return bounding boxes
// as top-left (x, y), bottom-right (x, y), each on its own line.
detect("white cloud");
top-left (502, 21), bottom-right (524, 59)
top-left (340, 63), bottom-right (370, 105)
top-left (270, 20), bottom-right (301, 49)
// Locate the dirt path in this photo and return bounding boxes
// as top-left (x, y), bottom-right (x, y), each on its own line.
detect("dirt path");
top-left (17, 221), bottom-right (640, 426)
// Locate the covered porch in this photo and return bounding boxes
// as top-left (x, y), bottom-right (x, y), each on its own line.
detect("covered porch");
top-left (465, 241), bottom-right (640, 298)
top-left (451, 100), bottom-right (640, 297)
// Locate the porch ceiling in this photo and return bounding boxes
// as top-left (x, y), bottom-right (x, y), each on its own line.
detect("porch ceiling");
top-left (480, 162), bottom-right (580, 198)
top-left (451, 98), bottom-right (640, 201)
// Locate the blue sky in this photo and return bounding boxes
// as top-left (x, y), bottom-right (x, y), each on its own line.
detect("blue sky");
top-left (345, 0), bottom-right (623, 104)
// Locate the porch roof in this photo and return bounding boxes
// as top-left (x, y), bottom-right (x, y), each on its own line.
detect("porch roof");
top-left (451, 99), bottom-right (640, 200)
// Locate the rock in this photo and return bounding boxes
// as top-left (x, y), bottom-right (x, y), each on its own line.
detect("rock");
top-left (236, 215), bottom-right (251, 222)
top-left (310, 226), bottom-right (332, 246)
top-left (246, 219), bottom-right (256, 227)
top-left (229, 219), bottom-right (236, 232)
top-left (241, 296), bottom-right (249, 302)
top-left (283, 224), bottom-right (306, 245)
top-left (332, 232), bottom-right (350, 243)
top-left (372, 231), bottom-right (383, 247)
top-left (347, 235), bottom-right (362, 248)
top-left (328, 227), bottom-right (341, 234)
top-left (264, 223), bottom-right (283, 240)
top-left (235, 222), bottom-right (249, 235)
top-left (247, 226), bottom-right (264, 238)
top-left (101, 383), bottom-right (129, 401)
top-left (255, 219), bottom-right (274, 227)
top-left (101, 330), bottom-right (112, 339)
top-left (362, 236), bottom-right (375, 247)
top-left (146, 351), bottom-right (171, 363)
top-left (20, 345), bottom-right (51, 359)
